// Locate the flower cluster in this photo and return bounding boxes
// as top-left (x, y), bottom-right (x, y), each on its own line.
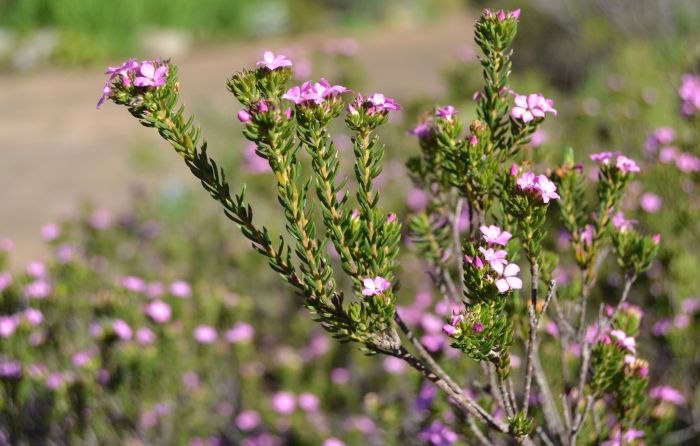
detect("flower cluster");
top-left (515, 171), bottom-right (560, 203)
top-left (463, 225), bottom-right (522, 293)
top-left (483, 8), bottom-right (521, 22)
top-left (590, 151), bottom-right (641, 173)
top-left (282, 78), bottom-right (351, 105)
top-left (97, 58), bottom-right (169, 108)
top-left (510, 93), bottom-right (557, 123)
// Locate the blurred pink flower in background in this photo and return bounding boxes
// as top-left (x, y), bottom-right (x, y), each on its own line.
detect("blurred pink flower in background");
top-left (640, 193), bottom-right (662, 213)
top-left (225, 322), bottom-right (254, 343)
top-left (193, 325), bottom-right (217, 344)
top-left (145, 300), bottom-right (171, 323)
top-left (170, 280), bottom-right (192, 298)
top-left (271, 391), bottom-right (296, 415)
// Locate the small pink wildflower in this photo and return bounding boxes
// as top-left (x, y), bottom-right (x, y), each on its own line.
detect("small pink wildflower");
top-left (133, 61), bottom-right (169, 88)
top-left (612, 211), bottom-right (637, 232)
top-left (435, 105), bottom-right (457, 120)
top-left (366, 93), bottom-right (400, 113)
top-left (615, 155), bottom-right (640, 173)
top-left (511, 93), bottom-right (557, 122)
top-left (590, 151), bottom-right (617, 164)
top-left (480, 225), bottom-right (512, 246)
top-left (170, 280), bottom-right (192, 298)
top-left (494, 263), bottom-right (523, 292)
top-left (478, 246), bottom-right (508, 271)
top-left (256, 51), bottom-right (293, 70)
top-left (610, 329), bottom-right (636, 354)
top-left (361, 276), bottom-right (391, 296)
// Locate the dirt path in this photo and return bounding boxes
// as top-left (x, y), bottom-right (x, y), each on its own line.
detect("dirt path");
top-left (0, 12), bottom-right (474, 267)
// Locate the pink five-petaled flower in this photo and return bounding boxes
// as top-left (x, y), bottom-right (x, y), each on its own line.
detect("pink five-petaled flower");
top-left (361, 276), bottom-right (391, 296)
top-left (133, 61), bottom-right (168, 88)
top-left (511, 93), bottom-right (557, 123)
top-left (516, 172), bottom-right (560, 203)
top-left (535, 175), bottom-right (560, 203)
top-left (480, 225), bottom-right (512, 246)
top-left (610, 329), bottom-right (636, 354)
top-left (366, 93), bottom-right (400, 113)
top-left (478, 247), bottom-right (508, 271)
top-left (493, 263), bottom-right (523, 293)
top-left (97, 58), bottom-right (140, 108)
top-left (256, 51), bottom-right (293, 70)
top-left (615, 155), bottom-right (640, 173)
top-left (435, 105), bottom-right (457, 121)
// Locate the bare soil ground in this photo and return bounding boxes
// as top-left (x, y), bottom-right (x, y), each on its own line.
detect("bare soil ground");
top-left (0, 12), bottom-right (473, 267)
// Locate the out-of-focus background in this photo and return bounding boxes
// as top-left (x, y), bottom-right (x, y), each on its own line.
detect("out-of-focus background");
top-left (2, 1), bottom-right (700, 445)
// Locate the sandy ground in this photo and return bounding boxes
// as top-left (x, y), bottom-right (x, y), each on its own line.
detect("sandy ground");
top-left (0, 12), bottom-right (474, 268)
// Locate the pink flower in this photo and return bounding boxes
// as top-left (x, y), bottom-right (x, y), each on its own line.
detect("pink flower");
top-left (112, 319), bottom-right (133, 340)
top-left (516, 172), bottom-right (560, 203)
top-left (649, 386), bottom-right (686, 405)
top-left (478, 247), bottom-right (508, 271)
top-left (24, 280), bottom-right (52, 299)
top-left (41, 223), bottom-right (61, 241)
top-left (615, 155), bottom-right (640, 173)
top-left (679, 73), bottom-right (700, 116)
top-left (298, 392), bottom-right (321, 412)
top-left (170, 280), bottom-right (192, 298)
top-left (133, 61), bottom-right (169, 88)
top-left (271, 391), bottom-right (296, 415)
top-left (362, 276), bottom-right (391, 296)
top-left (224, 322), bottom-right (255, 343)
top-left (323, 439), bottom-right (346, 446)
top-left (646, 127), bottom-right (675, 154)
top-left (612, 211), bottom-right (637, 232)
top-left (639, 193), bottom-right (662, 213)
top-left (193, 325), bottom-right (218, 344)
top-left (97, 58), bottom-right (139, 108)
top-left (408, 120), bottom-right (435, 138)
top-left (256, 51), bottom-right (293, 70)
top-left (494, 263), bottom-right (523, 293)
top-left (516, 171), bottom-right (536, 189)
top-left (675, 152), bottom-right (700, 172)
top-left (236, 410), bottom-right (261, 431)
top-left (480, 225), bottom-right (512, 246)
top-left (590, 151), bottom-right (617, 164)
top-left (472, 322), bottom-right (485, 333)
top-left (72, 351), bottom-right (92, 368)
top-left (0, 316), bottom-right (18, 338)
top-left (366, 93), bottom-right (400, 113)
top-left (436, 105), bottom-right (457, 120)
top-left (511, 93), bottom-right (557, 123)
top-left (136, 327), bottom-right (156, 345)
top-left (144, 300), bottom-right (171, 324)
top-left (534, 175), bottom-right (560, 203)
top-left (610, 329), bottom-right (636, 353)
top-left (530, 129), bottom-right (548, 148)
top-left (23, 308), bottom-right (43, 326)
top-left (283, 78), bottom-right (350, 105)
